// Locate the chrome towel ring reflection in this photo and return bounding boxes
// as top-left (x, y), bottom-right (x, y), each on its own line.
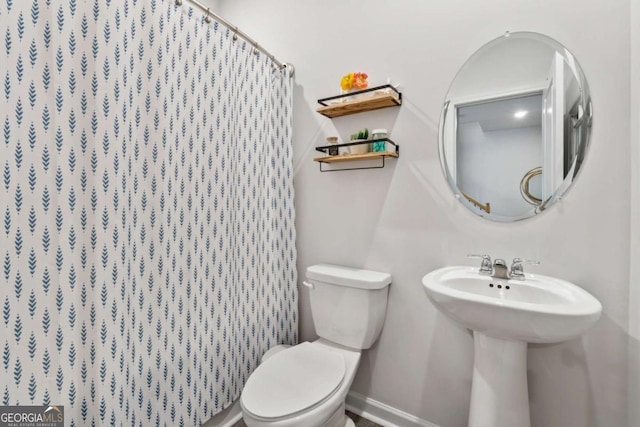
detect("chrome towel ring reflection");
top-left (520, 167), bottom-right (542, 206)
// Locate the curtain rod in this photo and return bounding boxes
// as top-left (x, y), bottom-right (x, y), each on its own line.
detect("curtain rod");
top-left (175, 0), bottom-right (295, 77)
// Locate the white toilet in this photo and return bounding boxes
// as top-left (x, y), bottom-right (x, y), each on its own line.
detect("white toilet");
top-left (240, 264), bottom-right (392, 427)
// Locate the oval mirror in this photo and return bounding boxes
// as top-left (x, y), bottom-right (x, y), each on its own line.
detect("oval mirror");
top-left (439, 32), bottom-right (592, 221)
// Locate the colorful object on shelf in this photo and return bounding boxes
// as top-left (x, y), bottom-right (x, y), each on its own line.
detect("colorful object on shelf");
top-left (340, 72), bottom-right (368, 91)
top-left (371, 128), bottom-right (388, 152)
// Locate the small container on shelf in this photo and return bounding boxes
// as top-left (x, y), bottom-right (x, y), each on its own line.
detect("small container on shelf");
top-left (326, 136), bottom-right (339, 156)
top-left (350, 144), bottom-right (369, 155)
top-left (371, 129), bottom-right (389, 152)
top-left (349, 128), bottom-right (370, 155)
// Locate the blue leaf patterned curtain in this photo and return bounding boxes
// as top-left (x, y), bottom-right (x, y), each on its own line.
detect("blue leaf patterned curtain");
top-left (0, 0), bottom-right (297, 425)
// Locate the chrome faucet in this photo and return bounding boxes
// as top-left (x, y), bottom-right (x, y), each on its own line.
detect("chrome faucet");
top-left (492, 259), bottom-right (510, 279)
top-left (469, 255), bottom-right (539, 280)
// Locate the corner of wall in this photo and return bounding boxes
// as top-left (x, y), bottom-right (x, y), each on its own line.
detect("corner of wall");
top-left (629, 1), bottom-right (640, 425)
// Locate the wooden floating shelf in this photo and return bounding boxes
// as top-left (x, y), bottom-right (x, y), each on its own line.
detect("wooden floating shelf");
top-left (313, 151), bottom-right (399, 163)
top-left (316, 84), bottom-right (402, 118)
top-left (314, 138), bottom-right (399, 172)
top-left (316, 93), bottom-right (401, 118)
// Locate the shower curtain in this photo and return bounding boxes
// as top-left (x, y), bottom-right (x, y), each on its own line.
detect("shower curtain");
top-left (0, 0), bottom-right (297, 425)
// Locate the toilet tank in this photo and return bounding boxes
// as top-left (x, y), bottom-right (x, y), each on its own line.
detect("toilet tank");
top-left (305, 264), bottom-right (391, 350)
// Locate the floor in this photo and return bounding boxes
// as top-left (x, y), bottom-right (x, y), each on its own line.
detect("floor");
top-left (232, 411), bottom-right (382, 427)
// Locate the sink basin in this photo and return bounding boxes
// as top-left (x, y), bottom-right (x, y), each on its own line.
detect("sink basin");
top-left (422, 266), bottom-right (602, 427)
top-left (422, 266), bottom-right (602, 343)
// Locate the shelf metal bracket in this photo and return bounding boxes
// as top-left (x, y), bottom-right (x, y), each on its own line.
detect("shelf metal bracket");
top-left (318, 156), bottom-right (389, 172)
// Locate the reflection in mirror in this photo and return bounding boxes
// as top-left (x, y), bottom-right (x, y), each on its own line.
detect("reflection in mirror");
top-left (439, 32), bottom-right (592, 221)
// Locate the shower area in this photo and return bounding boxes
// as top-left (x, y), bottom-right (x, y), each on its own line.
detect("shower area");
top-left (0, 0), bottom-right (297, 425)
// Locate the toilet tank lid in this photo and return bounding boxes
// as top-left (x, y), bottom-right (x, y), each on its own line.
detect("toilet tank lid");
top-left (306, 264), bottom-right (391, 290)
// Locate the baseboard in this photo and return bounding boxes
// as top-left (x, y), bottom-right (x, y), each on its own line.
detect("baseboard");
top-left (218, 412), bottom-right (243, 427)
top-left (346, 391), bottom-right (440, 427)
top-left (201, 399), bottom-right (243, 427)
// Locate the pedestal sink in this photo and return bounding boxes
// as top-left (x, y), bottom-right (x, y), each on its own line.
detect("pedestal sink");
top-left (422, 266), bottom-right (602, 427)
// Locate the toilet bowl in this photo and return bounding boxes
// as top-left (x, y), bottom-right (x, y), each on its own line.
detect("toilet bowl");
top-left (240, 339), bottom-right (360, 427)
top-left (240, 264), bottom-right (392, 427)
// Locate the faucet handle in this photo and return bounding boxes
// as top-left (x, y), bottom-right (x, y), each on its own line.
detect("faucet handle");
top-left (468, 254), bottom-right (492, 275)
top-left (512, 257), bottom-right (540, 266)
top-left (510, 258), bottom-right (540, 280)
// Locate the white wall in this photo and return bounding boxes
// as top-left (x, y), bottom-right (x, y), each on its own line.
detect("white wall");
top-left (194, 0), bottom-right (220, 12)
top-left (629, 0), bottom-right (640, 425)
top-left (219, 1), bottom-right (631, 426)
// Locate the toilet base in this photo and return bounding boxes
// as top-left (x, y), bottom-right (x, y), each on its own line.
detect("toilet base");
top-left (323, 403), bottom-right (356, 427)
top-left (322, 402), bottom-right (348, 427)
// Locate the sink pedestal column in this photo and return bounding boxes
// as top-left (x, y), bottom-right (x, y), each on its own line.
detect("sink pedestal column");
top-left (468, 332), bottom-right (530, 427)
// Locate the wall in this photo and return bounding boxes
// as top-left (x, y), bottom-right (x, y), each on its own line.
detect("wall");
top-left (629, 0), bottom-right (640, 425)
top-left (218, 1), bottom-right (631, 426)
top-left (197, 0), bottom-right (220, 11)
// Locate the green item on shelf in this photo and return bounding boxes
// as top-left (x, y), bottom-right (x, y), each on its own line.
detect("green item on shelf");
top-left (371, 128), bottom-right (388, 152)
top-left (372, 141), bottom-right (386, 152)
top-left (352, 128), bottom-right (370, 141)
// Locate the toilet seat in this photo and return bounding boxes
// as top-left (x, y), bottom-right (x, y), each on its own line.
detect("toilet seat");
top-left (241, 342), bottom-right (346, 420)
